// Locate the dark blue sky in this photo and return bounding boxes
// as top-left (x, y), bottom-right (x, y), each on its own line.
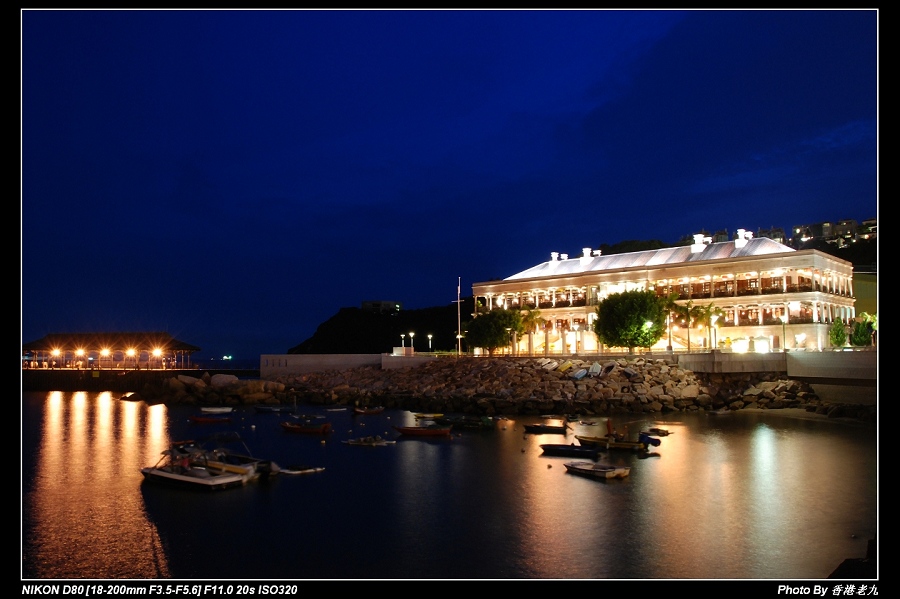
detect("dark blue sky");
top-left (21, 9), bottom-right (878, 360)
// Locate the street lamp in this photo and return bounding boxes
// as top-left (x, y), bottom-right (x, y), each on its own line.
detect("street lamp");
top-left (401, 334), bottom-right (405, 348)
top-left (409, 332), bottom-right (415, 352)
top-left (428, 334), bottom-right (432, 351)
top-left (780, 314), bottom-right (787, 352)
top-left (710, 314), bottom-right (719, 350)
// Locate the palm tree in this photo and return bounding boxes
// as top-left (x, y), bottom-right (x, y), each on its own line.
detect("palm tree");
top-left (520, 308), bottom-right (546, 356)
top-left (669, 299), bottom-right (704, 352)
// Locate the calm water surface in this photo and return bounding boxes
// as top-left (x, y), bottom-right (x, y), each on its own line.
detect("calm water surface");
top-left (21, 391), bottom-right (878, 580)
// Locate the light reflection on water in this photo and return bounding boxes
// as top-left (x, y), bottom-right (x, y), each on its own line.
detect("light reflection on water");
top-left (22, 392), bottom-right (877, 580)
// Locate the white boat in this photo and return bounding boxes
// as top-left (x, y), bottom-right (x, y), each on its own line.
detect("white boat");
top-left (570, 368), bottom-right (588, 380)
top-left (541, 360), bottom-right (559, 371)
top-left (563, 461), bottom-right (631, 480)
top-left (140, 440), bottom-right (250, 491)
top-left (203, 431), bottom-right (282, 478)
top-left (200, 406), bottom-right (233, 414)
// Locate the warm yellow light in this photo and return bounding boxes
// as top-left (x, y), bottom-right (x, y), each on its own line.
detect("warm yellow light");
top-left (126, 348), bottom-right (135, 357)
top-left (75, 349), bottom-right (84, 357)
top-left (152, 348), bottom-right (162, 357)
top-left (52, 349), bottom-right (61, 357)
top-left (100, 348), bottom-right (110, 357)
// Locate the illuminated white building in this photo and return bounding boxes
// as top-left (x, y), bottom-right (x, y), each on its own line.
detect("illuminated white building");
top-left (472, 230), bottom-right (857, 354)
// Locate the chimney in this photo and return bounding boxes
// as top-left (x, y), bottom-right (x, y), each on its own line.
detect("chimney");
top-left (691, 233), bottom-right (712, 254)
top-left (734, 229), bottom-right (753, 249)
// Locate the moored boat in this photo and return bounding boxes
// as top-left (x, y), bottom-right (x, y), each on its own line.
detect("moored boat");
top-left (393, 425), bottom-right (452, 437)
top-left (540, 443), bottom-right (600, 459)
top-left (342, 435), bottom-right (397, 446)
top-left (281, 421), bottom-right (333, 434)
top-left (523, 422), bottom-right (569, 434)
top-left (353, 406), bottom-right (385, 415)
top-left (189, 414), bottom-right (231, 424)
top-left (200, 406), bottom-right (233, 414)
top-left (140, 440), bottom-right (251, 491)
top-left (563, 461), bottom-right (631, 480)
top-left (255, 405), bottom-right (295, 413)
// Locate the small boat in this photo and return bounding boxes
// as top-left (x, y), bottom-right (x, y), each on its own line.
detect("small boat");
top-left (540, 443), bottom-right (600, 459)
top-left (434, 415), bottom-right (495, 430)
top-left (393, 425), bottom-right (452, 437)
top-left (254, 405), bottom-right (295, 414)
top-left (708, 408), bottom-right (732, 415)
top-left (280, 465), bottom-right (325, 475)
top-left (353, 406), bottom-right (385, 415)
top-left (413, 413), bottom-right (443, 419)
top-left (563, 461), bottom-right (631, 480)
top-left (325, 407), bottom-right (348, 412)
top-left (140, 440), bottom-right (251, 491)
top-left (189, 415), bottom-right (231, 424)
top-left (579, 420), bottom-right (598, 426)
top-left (523, 422), bottom-right (569, 434)
top-left (291, 413), bottom-right (325, 420)
top-left (281, 421), bottom-right (333, 434)
top-left (642, 427), bottom-right (672, 436)
top-left (588, 362), bottom-right (602, 377)
top-left (570, 368), bottom-right (588, 380)
top-left (342, 435), bottom-right (397, 446)
top-left (203, 432), bottom-right (282, 478)
top-left (575, 433), bottom-right (661, 452)
top-left (541, 360), bottom-right (559, 371)
top-left (557, 360), bottom-right (574, 373)
top-left (200, 406), bottom-right (233, 414)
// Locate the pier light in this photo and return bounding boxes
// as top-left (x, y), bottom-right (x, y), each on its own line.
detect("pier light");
top-left (779, 314), bottom-right (787, 352)
top-left (401, 334), bottom-right (405, 348)
top-left (428, 334), bottom-right (432, 351)
top-left (409, 332), bottom-right (415, 351)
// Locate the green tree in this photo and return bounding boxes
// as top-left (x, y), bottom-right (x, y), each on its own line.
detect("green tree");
top-left (592, 290), bottom-right (666, 352)
top-left (464, 309), bottom-right (523, 356)
top-left (850, 319), bottom-right (874, 347)
top-left (669, 299), bottom-right (705, 352)
top-left (520, 308), bottom-right (546, 335)
top-left (829, 320), bottom-right (847, 348)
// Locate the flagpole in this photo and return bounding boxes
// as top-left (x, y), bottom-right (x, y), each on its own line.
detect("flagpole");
top-left (457, 277), bottom-right (462, 357)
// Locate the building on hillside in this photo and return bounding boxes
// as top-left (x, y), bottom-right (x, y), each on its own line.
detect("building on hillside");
top-left (21, 332), bottom-right (200, 370)
top-left (471, 229), bottom-right (858, 355)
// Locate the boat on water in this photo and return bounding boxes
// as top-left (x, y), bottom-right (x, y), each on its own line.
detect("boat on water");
top-left (189, 414), bottom-right (231, 424)
top-left (200, 406), bottom-right (233, 414)
top-left (342, 435), bottom-right (397, 446)
top-left (254, 405), bottom-right (295, 414)
top-left (434, 415), bottom-right (495, 429)
top-left (563, 461), bottom-right (631, 480)
top-left (540, 443), bottom-right (600, 460)
top-left (280, 465), bottom-right (326, 475)
top-left (575, 419), bottom-right (662, 452)
top-left (202, 431), bottom-right (282, 478)
top-left (140, 440), bottom-right (253, 491)
top-left (353, 406), bottom-right (385, 415)
top-left (642, 427), bottom-right (672, 436)
top-left (281, 421), bottom-right (333, 434)
top-left (523, 422), bottom-right (569, 434)
top-left (393, 425), bottom-right (452, 437)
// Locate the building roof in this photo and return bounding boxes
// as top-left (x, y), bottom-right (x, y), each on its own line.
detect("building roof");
top-left (504, 237), bottom-right (795, 281)
top-left (22, 332), bottom-right (201, 352)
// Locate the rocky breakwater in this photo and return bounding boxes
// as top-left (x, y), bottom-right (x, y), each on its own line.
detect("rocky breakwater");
top-left (130, 357), bottom-right (876, 422)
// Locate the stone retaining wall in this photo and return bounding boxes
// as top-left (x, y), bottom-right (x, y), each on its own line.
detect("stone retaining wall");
top-left (129, 356), bottom-right (876, 422)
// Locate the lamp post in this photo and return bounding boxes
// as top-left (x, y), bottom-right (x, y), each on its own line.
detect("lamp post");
top-left (710, 314), bottom-right (719, 351)
top-left (428, 334), bottom-right (432, 351)
top-left (409, 332), bottom-right (415, 352)
top-left (667, 311), bottom-right (673, 353)
top-left (401, 334), bottom-right (405, 348)
top-left (780, 314), bottom-right (787, 352)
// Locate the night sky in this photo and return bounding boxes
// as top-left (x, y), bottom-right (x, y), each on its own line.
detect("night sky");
top-left (21, 9), bottom-right (878, 360)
